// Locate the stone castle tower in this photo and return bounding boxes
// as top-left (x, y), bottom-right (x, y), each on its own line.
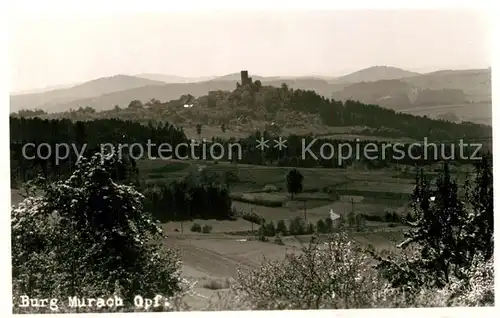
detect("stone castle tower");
top-left (240, 70), bottom-right (252, 85)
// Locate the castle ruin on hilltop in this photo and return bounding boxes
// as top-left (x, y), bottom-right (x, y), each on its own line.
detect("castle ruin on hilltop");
top-left (240, 70), bottom-right (253, 86)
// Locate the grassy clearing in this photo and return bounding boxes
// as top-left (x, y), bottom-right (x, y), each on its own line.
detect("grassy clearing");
top-left (182, 237), bottom-right (297, 265)
top-left (149, 161), bottom-right (191, 173)
top-left (140, 160), bottom-right (350, 192)
top-left (350, 174), bottom-right (416, 184)
top-left (204, 165), bottom-right (292, 191)
top-left (138, 160), bottom-right (420, 196)
top-left (343, 180), bottom-right (415, 194)
top-left (336, 189), bottom-right (412, 202)
top-left (293, 192), bottom-right (335, 200)
top-left (138, 159), bottom-right (201, 182)
top-left (182, 126), bottom-right (250, 140)
top-left (284, 199), bottom-right (333, 211)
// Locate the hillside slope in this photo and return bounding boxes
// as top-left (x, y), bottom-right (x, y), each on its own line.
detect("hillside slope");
top-left (31, 78), bottom-right (491, 147)
top-left (36, 77), bottom-right (339, 113)
top-left (10, 75), bottom-right (167, 113)
top-left (331, 68), bottom-right (491, 116)
top-left (135, 73), bottom-right (216, 83)
top-left (401, 68), bottom-right (491, 102)
top-left (337, 66), bottom-right (421, 83)
top-left (10, 68), bottom-right (491, 125)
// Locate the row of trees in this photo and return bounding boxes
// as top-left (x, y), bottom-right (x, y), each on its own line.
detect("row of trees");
top-left (374, 156), bottom-right (493, 290)
top-left (257, 215), bottom-right (362, 238)
top-left (141, 172), bottom-right (234, 222)
top-left (10, 117), bottom-right (186, 146)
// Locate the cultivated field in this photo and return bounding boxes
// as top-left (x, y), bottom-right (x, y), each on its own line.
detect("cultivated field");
top-left (12, 158), bottom-right (469, 309)
top-left (159, 227), bottom-right (406, 308)
top-left (139, 160), bottom-right (416, 237)
top-left (133, 158), bottom-right (423, 307)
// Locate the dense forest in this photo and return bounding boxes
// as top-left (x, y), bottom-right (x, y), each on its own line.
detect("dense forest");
top-left (10, 117), bottom-right (186, 184)
top-left (10, 117), bottom-right (488, 188)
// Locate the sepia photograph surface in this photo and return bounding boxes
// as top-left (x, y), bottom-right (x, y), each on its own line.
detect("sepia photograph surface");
top-left (7, 5), bottom-right (494, 314)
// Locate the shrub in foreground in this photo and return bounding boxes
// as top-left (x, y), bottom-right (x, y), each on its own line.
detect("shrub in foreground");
top-left (276, 219), bottom-right (288, 236)
top-left (11, 153), bottom-right (184, 312)
top-left (190, 223), bottom-right (202, 232)
top-left (202, 224), bottom-right (213, 233)
top-left (288, 216), bottom-right (306, 235)
top-left (232, 233), bottom-right (494, 310)
top-left (260, 221), bottom-right (276, 237)
top-left (233, 233), bottom-right (385, 309)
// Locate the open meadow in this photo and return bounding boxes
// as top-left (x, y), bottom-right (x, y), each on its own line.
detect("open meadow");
top-left (119, 158), bottom-right (423, 307)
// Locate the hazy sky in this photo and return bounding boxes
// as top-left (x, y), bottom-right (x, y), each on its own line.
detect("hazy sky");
top-left (9, 10), bottom-right (491, 92)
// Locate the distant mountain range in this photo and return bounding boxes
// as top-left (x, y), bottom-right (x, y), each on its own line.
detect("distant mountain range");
top-left (10, 66), bottom-right (492, 122)
top-left (10, 75), bottom-right (166, 113)
top-left (336, 66), bottom-right (421, 83)
top-left (11, 83), bottom-right (80, 95)
top-left (135, 73), bottom-right (216, 83)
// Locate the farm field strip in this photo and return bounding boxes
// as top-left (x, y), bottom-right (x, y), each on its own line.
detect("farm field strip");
top-left (184, 237), bottom-right (298, 263)
top-left (165, 235), bottom-right (309, 282)
top-left (165, 236), bottom-right (258, 278)
top-left (347, 175), bottom-right (415, 184)
top-left (139, 160), bottom-right (419, 191)
top-left (342, 181), bottom-right (415, 193)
